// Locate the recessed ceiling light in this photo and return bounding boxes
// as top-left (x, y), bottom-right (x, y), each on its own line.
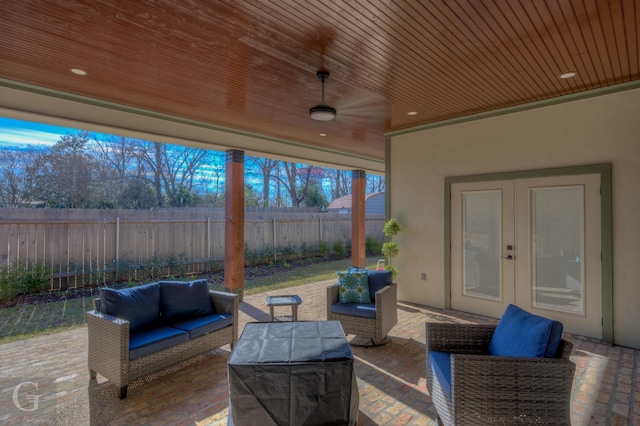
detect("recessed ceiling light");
top-left (560, 72), bottom-right (576, 79)
top-left (319, 133), bottom-right (327, 137)
top-left (407, 111), bottom-right (418, 115)
top-left (70, 68), bottom-right (87, 76)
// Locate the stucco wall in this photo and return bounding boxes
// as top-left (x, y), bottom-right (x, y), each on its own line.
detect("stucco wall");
top-left (389, 86), bottom-right (640, 349)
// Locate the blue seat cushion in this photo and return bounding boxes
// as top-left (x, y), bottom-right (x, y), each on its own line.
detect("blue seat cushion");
top-left (129, 326), bottom-right (189, 360)
top-left (429, 351), bottom-right (452, 400)
top-left (159, 280), bottom-right (215, 320)
top-left (348, 267), bottom-right (392, 303)
top-left (331, 302), bottom-right (376, 319)
top-left (488, 304), bottom-right (564, 358)
top-left (100, 283), bottom-right (161, 332)
top-left (336, 271), bottom-right (371, 304)
top-left (167, 313), bottom-right (234, 339)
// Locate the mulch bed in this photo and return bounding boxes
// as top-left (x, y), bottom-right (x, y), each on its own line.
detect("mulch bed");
top-left (0, 257), bottom-right (330, 308)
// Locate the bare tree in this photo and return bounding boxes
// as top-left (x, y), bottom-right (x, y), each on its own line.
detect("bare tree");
top-left (367, 174), bottom-right (385, 193)
top-left (253, 157), bottom-right (280, 207)
top-left (32, 131), bottom-right (96, 208)
top-left (276, 161), bottom-right (315, 207)
top-left (133, 141), bottom-right (210, 207)
top-left (0, 148), bottom-right (39, 207)
top-left (329, 169), bottom-right (351, 200)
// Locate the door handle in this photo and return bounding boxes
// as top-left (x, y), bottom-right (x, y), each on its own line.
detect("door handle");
top-left (501, 255), bottom-right (513, 260)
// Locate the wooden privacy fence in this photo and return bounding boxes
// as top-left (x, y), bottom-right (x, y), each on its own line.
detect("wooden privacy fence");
top-left (0, 208), bottom-right (385, 290)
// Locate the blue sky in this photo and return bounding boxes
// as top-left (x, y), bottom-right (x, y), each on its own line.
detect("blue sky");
top-left (0, 117), bottom-right (68, 147)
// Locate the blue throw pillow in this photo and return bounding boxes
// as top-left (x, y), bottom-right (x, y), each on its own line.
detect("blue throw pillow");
top-left (366, 270), bottom-right (392, 303)
top-left (159, 280), bottom-right (215, 319)
top-left (347, 267), bottom-right (392, 303)
top-left (337, 272), bottom-right (371, 304)
top-left (488, 304), bottom-right (563, 358)
top-left (100, 283), bottom-right (161, 332)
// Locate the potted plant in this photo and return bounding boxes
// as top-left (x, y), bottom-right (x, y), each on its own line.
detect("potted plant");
top-left (381, 218), bottom-right (401, 277)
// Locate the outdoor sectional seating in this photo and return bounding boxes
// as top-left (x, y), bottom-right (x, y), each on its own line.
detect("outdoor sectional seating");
top-left (87, 279), bottom-right (238, 399)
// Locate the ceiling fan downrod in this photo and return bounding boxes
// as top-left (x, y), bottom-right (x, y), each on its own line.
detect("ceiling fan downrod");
top-left (309, 70), bottom-right (336, 121)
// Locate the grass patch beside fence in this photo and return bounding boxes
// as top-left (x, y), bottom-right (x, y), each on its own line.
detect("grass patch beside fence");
top-left (0, 256), bottom-right (380, 345)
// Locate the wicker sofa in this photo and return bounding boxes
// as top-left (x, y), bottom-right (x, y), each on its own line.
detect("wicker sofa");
top-left (87, 279), bottom-right (238, 399)
top-left (426, 305), bottom-right (575, 425)
top-left (326, 268), bottom-right (397, 346)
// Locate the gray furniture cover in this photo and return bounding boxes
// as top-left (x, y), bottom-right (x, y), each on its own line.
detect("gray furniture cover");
top-left (227, 321), bottom-right (359, 426)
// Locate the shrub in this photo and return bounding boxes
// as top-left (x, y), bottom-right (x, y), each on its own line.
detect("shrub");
top-left (167, 253), bottom-right (189, 276)
top-left (140, 256), bottom-right (163, 280)
top-left (365, 236), bottom-right (381, 255)
top-left (0, 262), bottom-right (52, 300)
top-left (318, 241), bottom-right (329, 258)
top-left (332, 241), bottom-right (347, 258)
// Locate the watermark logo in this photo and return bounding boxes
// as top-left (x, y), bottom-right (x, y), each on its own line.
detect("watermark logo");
top-left (12, 381), bottom-right (41, 412)
top-left (1, 377), bottom-right (57, 422)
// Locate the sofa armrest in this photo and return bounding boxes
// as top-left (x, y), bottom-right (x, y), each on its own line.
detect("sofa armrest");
top-left (209, 290), bottom-right (239, 345)
top-left (426, 322), bottom-right (496, 354)
top-left (209, 290), bottom-right (238, 315)
top-left (86, 310), bottom-right (130, 384)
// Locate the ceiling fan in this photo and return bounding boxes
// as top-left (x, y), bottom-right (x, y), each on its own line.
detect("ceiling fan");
top-left (309, 70), bottom-right (337, 121)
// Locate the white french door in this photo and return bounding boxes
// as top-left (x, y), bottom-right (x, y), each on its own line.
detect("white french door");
top-left (450, 174), bottom-right (602, 338)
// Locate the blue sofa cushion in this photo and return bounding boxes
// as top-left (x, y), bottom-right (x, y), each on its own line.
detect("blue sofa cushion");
top-left (337, 272), bottom-right (371, 304)
top-left (488, 304), bottom-right (564, 358)
top-left (348, 267), bottom-right (392, 303)
top-left (100, 283), bottom-right (161, 332)
top-left (331, 302), bottom-right (376, 319)
top-left (168, 313), bottom-right (234, 339)
top-left (159, 280), bottom-right (215, 320)
top-left (129, 326), bottom-right (189, 360)
top-left (429, 351), bottom-right (452, 400)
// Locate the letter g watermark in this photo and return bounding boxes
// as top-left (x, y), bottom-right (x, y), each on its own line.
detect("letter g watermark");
top-left (12, 381), bottom-right (41, 412)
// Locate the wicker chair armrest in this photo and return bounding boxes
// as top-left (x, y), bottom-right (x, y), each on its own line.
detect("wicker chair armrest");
top-left (376, 282), bottom-right (398, 335)
top-left (327, 283), bottom-right (339, 301)
top-left (326, 282), bottom-right (339, 306)
top-left (375, 282), bottom-right (397, 308)
top-left (451, 353), bottom-right (576, 397)
top-left (426, 322), bottom-right (496, 354)
top-left (326, 283), bottom-right (339, 320)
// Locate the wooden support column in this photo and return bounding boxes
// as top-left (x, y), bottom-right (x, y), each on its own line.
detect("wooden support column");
top-left (224, 149), bottom-right (245, 301)
top-left (351, 170), bottom-right (366, 268)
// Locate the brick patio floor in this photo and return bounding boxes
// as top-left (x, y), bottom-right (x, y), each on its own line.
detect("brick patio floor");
top-left (1, 279), bottom-right (639, 425)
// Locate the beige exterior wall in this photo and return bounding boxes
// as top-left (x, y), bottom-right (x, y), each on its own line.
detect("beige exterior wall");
top-left (389, 86), bottom-right (640, 349)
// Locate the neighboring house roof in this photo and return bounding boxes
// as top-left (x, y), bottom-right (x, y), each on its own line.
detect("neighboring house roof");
top-left (327, 192), bottom-right (384, 213)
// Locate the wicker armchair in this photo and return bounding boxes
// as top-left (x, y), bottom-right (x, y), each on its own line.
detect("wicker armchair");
top-left (425, 322), bottom-right (575, 425)
top-left (326, 281), bottom-right (398, 345)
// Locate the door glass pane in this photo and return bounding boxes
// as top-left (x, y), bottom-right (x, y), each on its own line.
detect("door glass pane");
top-left (531, 186), bottom-right (584, 315)
top-left (462, 191), bottom-right (501, 300)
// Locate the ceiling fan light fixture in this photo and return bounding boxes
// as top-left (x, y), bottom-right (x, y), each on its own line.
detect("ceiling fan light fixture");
top-left (310, 104), bottom-right (337, 121)
top-left (309, 70), bottom-right (336, 121)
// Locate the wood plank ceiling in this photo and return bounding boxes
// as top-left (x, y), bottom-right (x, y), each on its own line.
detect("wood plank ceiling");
top-left (1, 0), bottom-right (638, 161)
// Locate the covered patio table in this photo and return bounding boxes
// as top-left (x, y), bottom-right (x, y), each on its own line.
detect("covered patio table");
top-left (227, 320), bottom-right (359, 425)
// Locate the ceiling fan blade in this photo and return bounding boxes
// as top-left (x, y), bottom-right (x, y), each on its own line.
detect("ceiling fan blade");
top-left (334, 92), bottom-right (390, 124)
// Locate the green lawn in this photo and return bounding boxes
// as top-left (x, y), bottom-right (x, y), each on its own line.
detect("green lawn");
top-left (0, 256), bottom-right (380, 345)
